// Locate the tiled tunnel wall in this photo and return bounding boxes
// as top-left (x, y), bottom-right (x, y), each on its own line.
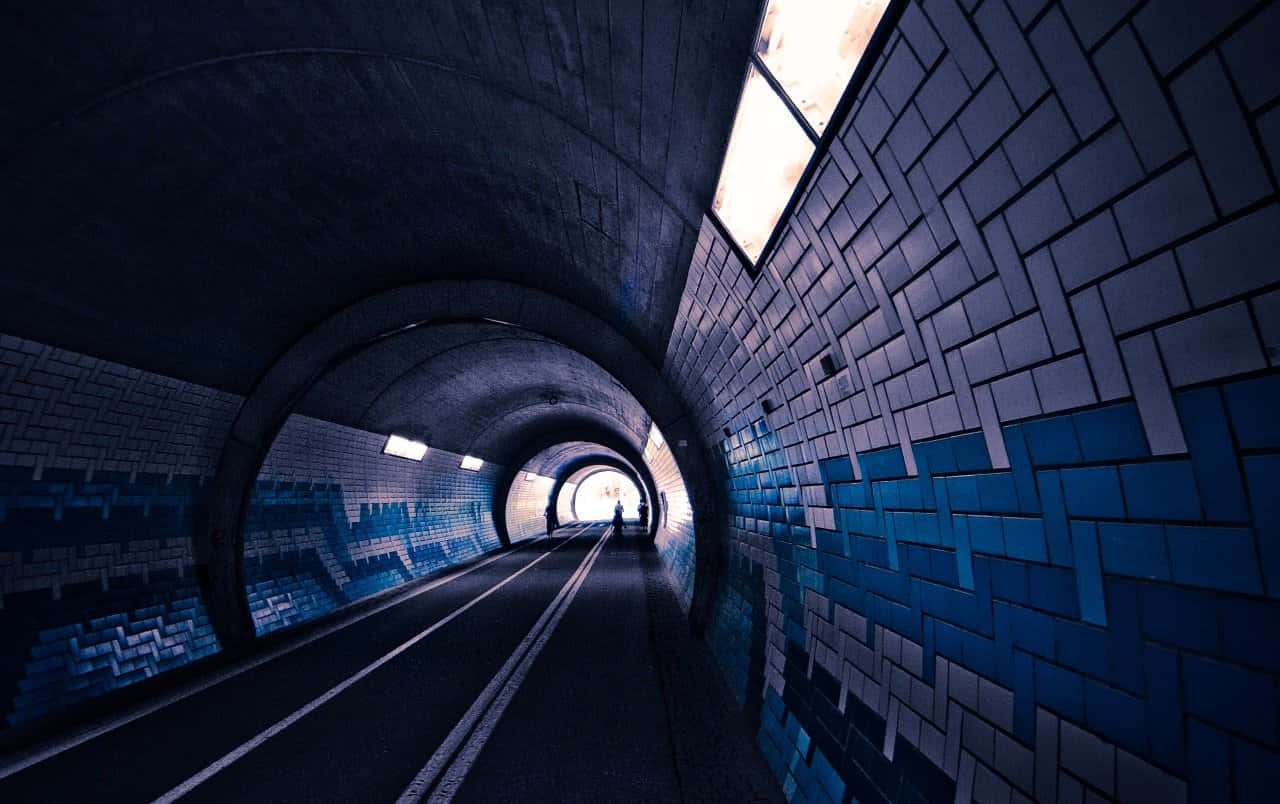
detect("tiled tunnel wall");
top-left (666, 1), bottom-right (1280, 802)
top-left (647, 434), bottom-right (696, 612)
top-left (555, 481), bottom-right (578, 526)
top-left (0, 334), bottom-right (507, 725)
top-left (505, 471), bottom-right (556, 542)
top-left (0, 334), bottom-right (236, 727)
top-left (246, 415), bottom-right (504, 636)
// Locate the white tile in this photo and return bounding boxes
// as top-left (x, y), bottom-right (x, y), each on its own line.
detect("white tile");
top-left (1119, 333), bottom-right (1187, 455)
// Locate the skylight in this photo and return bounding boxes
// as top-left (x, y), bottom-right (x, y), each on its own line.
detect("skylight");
top-left (383, 434), bottom-right (428, 461)
top-left (712, 0), bottom-right (892, 265)
top-left (712, 66), bottom-right (814, 263)
top-left (460, 455), bottom-right (484, 471)
top-left (755, 0), bottom-right (891, 134)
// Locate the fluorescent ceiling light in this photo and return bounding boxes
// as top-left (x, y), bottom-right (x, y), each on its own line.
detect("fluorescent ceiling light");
top-left (649, 423), bottom-right (666, 449)
top-left (383, 434), bottom-right (428, 461)
top-left (460, 455), bottom-right (484, 471)
top-left (525, 471), bottom-right (539, 482)
top-left (755, 0), bottom-right (890, 134)
top-left (712, 65), bottom-right (815, 262)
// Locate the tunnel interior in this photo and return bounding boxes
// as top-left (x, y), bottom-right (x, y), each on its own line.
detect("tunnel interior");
top-left (2, 1), bottom-right (1280, 802)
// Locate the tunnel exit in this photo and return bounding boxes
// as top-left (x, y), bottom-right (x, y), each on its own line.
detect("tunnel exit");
top-left (571, 469), bottom-right (642, 522)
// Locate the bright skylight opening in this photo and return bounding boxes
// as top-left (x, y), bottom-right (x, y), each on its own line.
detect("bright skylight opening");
top-left (460, 455), bottom-right (484, 471)
top-left (525, 471), bottom-right (539, 482)
top-left (383, 434), bottom-right (428, 461)
top-left (712, 66), bottom-right (814, 263)
top-left (755, 0), bottom-right (891, 134)
top-left (713, 0), bottom-right (891, 265)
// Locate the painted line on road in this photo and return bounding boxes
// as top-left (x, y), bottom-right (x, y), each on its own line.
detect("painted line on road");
top-left (147, 532), bottom-right (584, 803)
top-left (397, 524), bottom-right (612, 803)
top-left (0, 530), bottom-right (576, 783)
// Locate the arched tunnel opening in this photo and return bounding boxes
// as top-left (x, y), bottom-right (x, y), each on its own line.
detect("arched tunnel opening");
top-left (1, 1), bottom-right (1279, 801)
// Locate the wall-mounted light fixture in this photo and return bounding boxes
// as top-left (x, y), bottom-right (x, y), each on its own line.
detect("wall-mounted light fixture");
top-left (460, 455), bottom-right (484, 471)
top-left (383, 434), bottom-right (428, 461)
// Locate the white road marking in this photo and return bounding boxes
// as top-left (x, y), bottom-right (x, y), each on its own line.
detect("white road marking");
top-left (0, 535), bottom-right (569, 783)
top-left (148, 534), bottom-right (580, 804)
top-left (397, 525), bottom-right (611, 803)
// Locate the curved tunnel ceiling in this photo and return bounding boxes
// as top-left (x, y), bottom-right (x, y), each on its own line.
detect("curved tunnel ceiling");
top-left (519, 441), bottom-right (628, 479)
top-left (296, 321), bottom-right (650, 464)
top-left (1, 2), bottom-right (761, 393)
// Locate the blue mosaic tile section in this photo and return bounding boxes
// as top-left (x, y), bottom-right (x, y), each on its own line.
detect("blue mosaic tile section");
top-left (244, 480), bottom-right (501, 636)
top-left (708, 377), bottom-right (1280, 803)
top-left (0, 469), bottom-right (220, 726)
top-left (6, 578), bottom-right (219, 726)
top-left (758, 689), bottom-right (847, 804)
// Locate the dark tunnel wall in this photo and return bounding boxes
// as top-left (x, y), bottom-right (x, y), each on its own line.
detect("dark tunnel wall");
top-left (665, 1), bottom-right (1280, 802)
top-left (0, 335), bottom-right (236, 727)
top-left (0, 333), bottom-right (509, 724)
top-left (244, 415), bottom-right (503, 636)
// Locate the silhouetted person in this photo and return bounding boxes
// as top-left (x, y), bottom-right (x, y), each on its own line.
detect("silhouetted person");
top-left (612, 500), bottom-right (624, 537)
top-left (545, 504), bottom-right (557, 538)
top-left (637, 500), bottom-right (649, 531)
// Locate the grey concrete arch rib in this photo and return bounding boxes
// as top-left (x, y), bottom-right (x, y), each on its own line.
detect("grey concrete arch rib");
top-left (206, 280), bottom-right (721, 646)
top-left (554, 456), bottom-right (657, 534)
top-left (493, 427), bottom-right (661, 546)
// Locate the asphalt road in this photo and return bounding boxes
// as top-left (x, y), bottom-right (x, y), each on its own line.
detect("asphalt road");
top-left (0, 524), bottom-right (780, 803)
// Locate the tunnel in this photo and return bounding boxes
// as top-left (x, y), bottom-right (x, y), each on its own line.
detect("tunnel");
top-left (1, 0), bottom-right (1278, 801)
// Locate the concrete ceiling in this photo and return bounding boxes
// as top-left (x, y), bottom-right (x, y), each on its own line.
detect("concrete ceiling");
top-left (519, 441), bottom-right (628, 479)
top-left (1, 1), bottom-right (760, 401)
top-left (297, 321), bottom-right (651, 464)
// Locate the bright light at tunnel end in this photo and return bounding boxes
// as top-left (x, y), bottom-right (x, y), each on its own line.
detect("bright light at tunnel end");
top-left (460, 455), bottom-right (485, 471)
top-left (383, 434), bottom-right (428, 461)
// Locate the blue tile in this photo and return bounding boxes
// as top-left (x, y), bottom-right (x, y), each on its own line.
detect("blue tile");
top-left (1224, 374), bottom-right (1280, 449)
top-left (977, 473), bottom-right (1020, 513)
top-left (1037, 470), bottom-right (1073, 566)
top-left (954, 511), bottom-right (975, 590)
top-left (1244, 455), bottom-right (1280, 596)
top-left (1143, 644), bottom-right (1186, 772)
top-left (1220, 596), bottom-right (1280, 673)
top-left (1055, 617), bottom-right (1110, 680)
top-left (1072, 403), bottom-right (1149, 461)
top-left (988, 558), bottom-right (1031, 603)
top-left (1070, 521), bottom-right (1108, 625)
top-left (1010, 603), bottom-right (1056, 657)
top-left (1138, 583), bottom-right (1219, 654)
top-left (819, 456), bottom-right (857, 484)
top-left (1182, 654), bottom-right (1278, 744)
top-left (967, 515), bottom-right (1005, 555)
top-left (1022, 415), bottom-right (1084, 465)
top-left (861, 448), bottom-right (909, 480)
top-left (1167, 525), bottom-right (1264, 595)
top-left (1061, 466), bottom-right (1125, 519)
top-left (1003, 516), bottom-right (1048, 562)
top-left (1028, 564), bottom-right (1079, 617)
top-left (953, 432), bottom-right (994, 473)
top-left (947, 475), bottom-right (981, 511)
top-left (1084, 679), bottom-right (1147, 755)
top-left (1003, 426), bottom-right (1042, 514)
top-left (1187, 721), bottom-right (1231, 804)
top-left (1234, 739), bottom-right (1280, 804)
top-left (1034, 659), bottom-right (1086, 722)
top-left (1175, 388), bottom-right (1250, 522)
top-left (1098, 522), bottom-right (1171, 580)
top-left (1119, 461), bottom-right (1202, 521)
